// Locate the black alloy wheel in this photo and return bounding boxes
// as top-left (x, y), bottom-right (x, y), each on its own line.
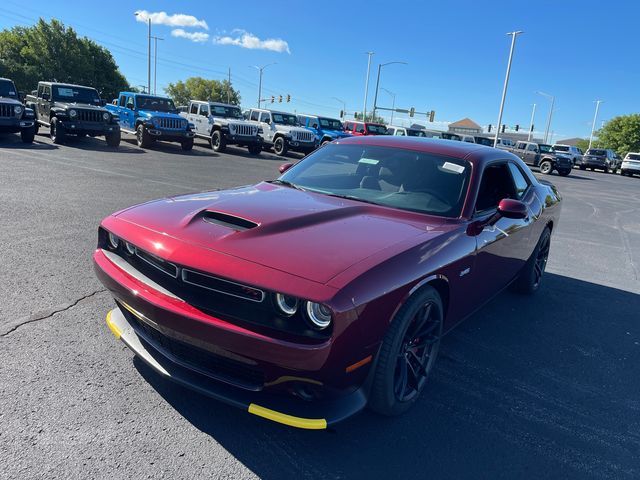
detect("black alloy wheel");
top-left (532, 230), bottom-right (551, 290)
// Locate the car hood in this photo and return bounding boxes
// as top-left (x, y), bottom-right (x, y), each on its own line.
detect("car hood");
top-left (53, 101), bottom-right (105, 110)
top-left (138, 109), bottom-right (183, 119)
top-left (0, 96), bottom-right (21, 105)
top-left (114, 182), bottom-right (443, 284)
top-left (275, 125), bottom-right (311, 134)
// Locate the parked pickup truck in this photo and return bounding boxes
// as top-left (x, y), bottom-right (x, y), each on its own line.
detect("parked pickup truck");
top-left (25, 82), bottom-right (120, 146)
top-left (506, 141), bottom-right (573, 176)
top-left (0, 77), bottom-right (35, 143)
top-left (107, 92), bottom-right (194, 150)
top-left (297, 114), bottom-right (352, 146)
top-left (181, 100), bottom-right (262, 154)
top-left (246, 108), bottom-right (318, 156)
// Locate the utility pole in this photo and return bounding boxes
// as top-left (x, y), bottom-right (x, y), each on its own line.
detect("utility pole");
top-left (527, 103), bottom-right (536, 141)
top-left (251, 63), bottom-right (276, 108)
top-left (537, 91), bottom-right (555, 144)
top-left (372, 61), bottom-right (407, 119)
top-left (494, 31), bottom-right (523, 147)
top-left (588, 100), bottom-right (603, 149)
top-left (227, 68), bottom-right (231, 104)
top-left (151, 36), bottom-right (163, 95)
top-left (362, 52), bottom-right (374, 121)
top-left (381, 87), bottom-right (396, 125)
top-left (134, 13), bottom-right (152, 94)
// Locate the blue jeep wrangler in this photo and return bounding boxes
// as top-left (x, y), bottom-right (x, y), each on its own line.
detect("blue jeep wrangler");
top-left (297, 114), bottom-right (351, 146)
top-left (107, 92), bottom-right (195, 150)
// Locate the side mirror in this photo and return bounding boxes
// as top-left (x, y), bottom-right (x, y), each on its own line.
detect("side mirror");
top-left (18, 91), bottom-right (25, 103)
top-left (100, 99), bottom-right (106, 106)
top-left (497, 198), bottom-right (528, 219)
top-left (42, 93), bottom-right (50, 101)
top-left (278, 162), bottom-right (294, 174)
top-left (265, 118), bottom-right (271, 124)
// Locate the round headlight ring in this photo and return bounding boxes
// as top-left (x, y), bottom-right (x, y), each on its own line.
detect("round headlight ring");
top-left (69, 109), bottom-right (77, 118)
top-left (108, 232), bottom-right (119, 249)
top-left (305, 302), bottom-right (332, 329)
top-left (102, 112), bottom-right (110, 121)
top-left (125, 242), bottom-right (136, 255)
top-left (14, 105), bottom-right (23, 115)
top-left (275, 293), bottom-right (299, 316)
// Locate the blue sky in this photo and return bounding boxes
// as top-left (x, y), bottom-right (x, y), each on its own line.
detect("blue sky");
top-left (1, 0), bottom-right (638, 140)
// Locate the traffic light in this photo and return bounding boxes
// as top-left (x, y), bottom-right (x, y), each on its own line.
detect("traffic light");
top-left (339, 110), bottom-right (344, 119)
top-left (501, 124), bottom-right (506, 133)
top-left (270, 96), bottom-right (274, 103)
top-left (515, 124), bottom-right (520, 132)
top-left (286, 94), bottom-right (291, 102)
top-left (409, 107), bottom-right (415, 118)
top-left (488, 124), bottom-right (492, 132)
top-left (278, 95), bottom-right (283, 103)
top-left (429, 110), bottom-right (435, 122)
top-left (530, 124), bottom-right (534, 132)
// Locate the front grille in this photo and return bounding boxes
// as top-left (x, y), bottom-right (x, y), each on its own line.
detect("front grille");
top-left (182, 268), bottom-right (264, 302)
top-left (135, 248), bottom-right (178, 277)
top-left (157, 117), bottom-right (184, 129)
top-left (0, 103), bottom-right (13, 118)
top-left (230, 123), bottom-right (255, 136)
top-left (292, 130), bottom-right (315, 143)
top-left (77, 109), bottom-right (104, 123)
top-left (120, 304), bottom-right (265, 390)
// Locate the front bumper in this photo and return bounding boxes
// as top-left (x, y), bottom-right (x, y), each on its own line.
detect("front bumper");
top-left (105, 307), bottom-right (366, 429)
top-left (0, 117), bottom-right (34, 132)
top-left (286, 138), bottom-right (318, 152)
top-left (582, 158), bottom-right (607, 169)
top-left (223, 132), bottom-right (262, 145)
top-left (147, 127), bottom-right (195, 141)
top-left (56, 119), bottom-right (119, 135)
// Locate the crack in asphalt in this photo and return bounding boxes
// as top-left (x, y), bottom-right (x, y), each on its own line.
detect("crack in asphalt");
top-left (0, 289), bottom-right (107, 337)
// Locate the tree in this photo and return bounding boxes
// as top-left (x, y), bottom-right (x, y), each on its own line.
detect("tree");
top-left (353, 111), bottom-right (386, 124)
top-left (165, 77), bottom-right (241, 106)
top-left (594, 114), bottom-right (640, 158)
top-left (0, 19), bottom-right (130, 101)
top-left (576, 138), bottom-right (591, 153)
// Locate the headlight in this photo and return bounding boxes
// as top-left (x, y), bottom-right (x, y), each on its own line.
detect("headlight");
top-left (275, 293), bottom-right (299, 316)
top-left (108, 232), bottom-right (119, 249)
top-left (305, 302), bottom-right (332, 329)
top-left (14, 105), bottom-right (22, 116)
top-left (125, 242), bottom-right (136, 255)
top-left (69, 109), bottom-right (77, 118)
top-left (102, 112), bottom-right (109, 121)
top-left (257, 127), bottom-right (263, 134)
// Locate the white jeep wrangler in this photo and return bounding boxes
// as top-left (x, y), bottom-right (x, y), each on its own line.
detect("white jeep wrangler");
top-left (246, 108), bottom-right (318, 156)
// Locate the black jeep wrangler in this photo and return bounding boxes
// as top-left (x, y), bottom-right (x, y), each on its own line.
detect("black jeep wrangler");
top-left (0, 78), bottom-right (36, 143)
top-left (25, 82), bottom-right (120, 146)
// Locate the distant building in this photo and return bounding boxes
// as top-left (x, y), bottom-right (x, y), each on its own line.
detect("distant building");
top-left (555, 137), bottom-right (584, 146)
top-left (448, 118), bottom-right (482, 135)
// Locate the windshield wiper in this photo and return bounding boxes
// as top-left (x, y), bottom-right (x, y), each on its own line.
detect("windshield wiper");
top-left (269, 179), bottom-right (306, 191)
top-left (320, 192), bottom-right (383, 207)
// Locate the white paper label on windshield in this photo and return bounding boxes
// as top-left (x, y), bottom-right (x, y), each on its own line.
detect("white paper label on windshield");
top-left (359, 157), bottom-right (379, 165)
top-left (213, 106), bottom-right (226, 114)
top-left (442, 162), bottom-right (465, 174)
top-left (57, 87), bottom-right (74, 97)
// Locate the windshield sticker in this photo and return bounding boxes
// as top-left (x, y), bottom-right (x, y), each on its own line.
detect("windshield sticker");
top-left (213, 106), bottom-right (226, 114)
top-left (57, 87), bottom-right (74, 97)
top-left (441, 162), bottom-right (465, 174)
top-left (359, 157), bottom-right (379, 165)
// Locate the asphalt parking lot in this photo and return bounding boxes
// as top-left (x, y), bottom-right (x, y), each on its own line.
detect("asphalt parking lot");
top-left (1, 133), bottom-right (639, 480)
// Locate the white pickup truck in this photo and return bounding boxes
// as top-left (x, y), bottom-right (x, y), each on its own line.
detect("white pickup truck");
top-left (180, 100), bottom-right (262, 154)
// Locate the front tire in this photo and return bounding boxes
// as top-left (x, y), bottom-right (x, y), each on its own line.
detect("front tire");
top-left (20, 127), bottom-right (35, 144)
top-left (273, 136), bottom-right (288, 156)
top-left (558, 169), bottom-right (571, 177)
top-left (369, 286), bottom-right (443, 416)
top-left (511, 227), bottom-right (551, 294)
top-left (539, 160), bottom-right (552, 175)
top-left (136, 124), bottom-right (151, 148)
top-left (181, 138), bottom-right (194, 151)
top-left (105, 130), bottom-right (121, 148)
top-left (247, 143), bottom-right (262, 155)
top-left (50, 117), bottom-right (65, 144)
top-left (210, 130), bottom-right (226, 152)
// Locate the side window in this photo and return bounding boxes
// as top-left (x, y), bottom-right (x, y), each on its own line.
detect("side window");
top-left (119, 95), bottom-right (126, 106)
top-left (357, 124), bottom-right (366, 134)
top-left (199, 104), bottom-right (209, 116)
top-left (526, 144), bottom-right (537, 152)
top-left (190, 103), bottom-right (199, 114)
top-left (475, 163), bottom-right (517, 213)
top-left (345, 122), bottom-right (354, 131)
top-left (43, 86), bottom-right (51, 97)
top-left (507, 163), bottom-right (530, 199)
top-left (37, 84), bottom-right (44, 97)
top-left (516, 142), bottom-right (526, 150)
top-left (259, 112), bottom-right (270, 123)
top-left (250, 110), bottom-right (259, 121)
top-left (395, 129), bottom-right (405, 136)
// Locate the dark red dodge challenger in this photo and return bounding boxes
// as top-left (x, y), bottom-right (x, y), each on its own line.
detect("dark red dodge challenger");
top-left (94, 136), bottom-right (561, 429)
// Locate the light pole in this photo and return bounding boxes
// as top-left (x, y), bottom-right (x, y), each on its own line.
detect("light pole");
top-left (134, 13), bottom-right (151, 95)
top-left (151, 36), bottom-right (164, 95)
top-left (537, 91), bottom-right (555, 144)
top-left (331, 97), bottom-right (346, 118)
top-left (381, 87), bottom-right (396, 125)
top-left (362, 52), bottom-right (374, 121)
top-left (372, 61), bottom-right (407, 119)
top-left (493, 31), bottom-right (523, 147)
top-left (251, 63), bottom-right (276, 108)
top-left (588, 100), bottom-right (603, 149)
top-left (527, 103), bottom-right (536, 141)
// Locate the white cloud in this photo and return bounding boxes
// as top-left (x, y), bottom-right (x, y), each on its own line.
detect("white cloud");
top-left (213, 31), bottom-right (290, 54)
top-left (171, 29), bottom-right (209, 43)
top-left (134, 10), bottom-right (209, 30)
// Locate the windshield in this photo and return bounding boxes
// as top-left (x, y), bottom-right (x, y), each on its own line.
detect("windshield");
top-left (539, 144), bottom-right (554, 153)
top-left (475, 137), bottom-right (494, 146)
top-left (406, 129), bottom-right (426, 137)
top-left (52, 86), bottom-right (100, 104)
top-left (627, 154), bottom-right (640, 160)
top-left (366, 124), bottom-right (388, 134)
top-left (137, 95), bottom-right (176, 112)
top-left (279, 144), bottom-right (471, 217)
top-left (553, 145), bottom-right (569, 152)
top-left (211, 105), bottom-right (243, 118)
top-left (272, 113), bottom-right (298, 125)
top-left (0, 79), bottom-right (18, 98)
top-left (319, 117), bottom-right (343, 130)
top-left (586, 149), bottom-right (606, 156)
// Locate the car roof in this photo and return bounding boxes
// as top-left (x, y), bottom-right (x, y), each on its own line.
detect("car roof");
top-left (40, 81), bottom-right (97, 89)
top-left (121, 91), bottom-right (171, 99)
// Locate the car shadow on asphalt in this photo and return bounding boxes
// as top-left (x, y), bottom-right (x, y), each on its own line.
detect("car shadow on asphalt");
top-left (0, 135), bottom-right (58, 150)
top-left (133, 273), bottom-right (640, 479)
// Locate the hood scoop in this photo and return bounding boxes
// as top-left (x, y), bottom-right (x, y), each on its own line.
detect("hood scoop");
top-left (202, 210), bottom-right (258, 231)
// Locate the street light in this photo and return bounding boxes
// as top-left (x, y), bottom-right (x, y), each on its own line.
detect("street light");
top-left (251, 63), bottom-right (277, 108)
top-left (372, 61), bottom-right (407, 119)
top-left (537, 90), bottom-right (555, 144)
top-left (493, 31), bottom-right (523, 147)
top-left (589, 100), bottom-right (603, 149)
top-left (362, 52), bottom-right (374, 121)
top-left (527, 103), bottom-right (536, 141)
top-left (381, 87), bottom-right (396, 125)
top-left (134, 12), bottom-right (151, 95)
top-left (331, 97), bottom-right (346, 118)
top-left (151, 36), bottom-right (164, 95)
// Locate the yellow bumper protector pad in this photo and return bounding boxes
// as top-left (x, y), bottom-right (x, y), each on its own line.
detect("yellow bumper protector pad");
top-left (106, 311), bottom-right (122, 339)
top-left (248, 404), bottom-right (327, 430)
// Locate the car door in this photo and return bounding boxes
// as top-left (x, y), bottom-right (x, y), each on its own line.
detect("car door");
top-left (196, 103), bottom-right (210, 135)
top-left (40, 84), bottom-right (51, 124)
top-left (471, 161), bottom-right (535, 304)
top-left (119, 94), bottom-right (135, 130)
top-left (524, 143), bottom-right (539, 166)
top-left (258, 111), bottom-right (274, 143)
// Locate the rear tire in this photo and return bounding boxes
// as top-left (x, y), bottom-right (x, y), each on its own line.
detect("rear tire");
top-left (20, 127), bottom-right (35, 144)
top-left (539, 160), bottom-right (552, 175)
top-left (273, 136), bottom-right (288, 156)
top-left (210, 130), bottom-right (226, 152)
top-left (369, 286), bottom-right (443, 416)
top-left (511, 227), bottom-right (551, 294)
top-left (50, 117), bottom-right (65, 144)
